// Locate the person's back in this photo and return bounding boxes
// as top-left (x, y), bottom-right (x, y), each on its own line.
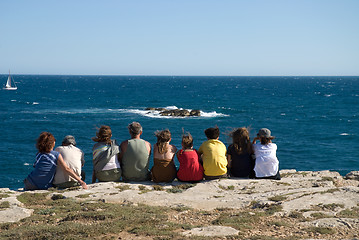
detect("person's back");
top-left (252, 128), bottom-right (280, 180)
top-left (53, 136), bottom-right (84, 188)
top-left (198, 127), bottom-right (227, 180)
top-left (122, 138), bottom-right (150, 181)
top-left (177, 132), bottom-right (203, 182)
top-left (120, 122), bottom-right (151, 181)
top-left (151, 129), bottom-right (177, 183)
top-left (227, 127), bottom-right (255, 178)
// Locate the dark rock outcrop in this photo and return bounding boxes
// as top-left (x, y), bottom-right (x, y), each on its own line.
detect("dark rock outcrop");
top-left (146, 108), bottom-right (201, 117)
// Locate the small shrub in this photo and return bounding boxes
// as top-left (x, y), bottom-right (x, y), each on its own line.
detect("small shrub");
top-left (116, 185), bottom-right (131, 191)
top-left (268, 195), bottom-right (287, 202)
top-left (153, 185), bottom-right (164, 191)
top-left (17, 192), bottom-right (49, 206)
top-left (270, 221), bottom-right (290, 227)
top-left (138, 185), bottom-right (147, 191)
top-left (0, 201), bottom-right (10, 209)
top-left (338, 207), bottom-right (359, 218)
top-left (265, 204), bottom-right (283, 215)
top-left (289, 211), bottom-right (304, 219)
top-left (321, 203), bottom-right (344, 211)
top-left (51, 194), bottom-right (66, 200)
top-left (320, 177), bottom-right (334, 182)
top-left (0, 194), bottom-right (10, 200)
top-left (306, 227), bottom-right (335, 234)
top-left (76, 194), bottom-right (91, 199)
top-left (219, 185), bottom-right (235, 190)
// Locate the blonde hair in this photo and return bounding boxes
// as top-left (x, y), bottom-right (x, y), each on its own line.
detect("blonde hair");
top-left (92, 125), bottom-right (112, 144)
top-left (230, 127), bottom-right (252, 154)
top-left (155, 129), bottom-right (171, 154)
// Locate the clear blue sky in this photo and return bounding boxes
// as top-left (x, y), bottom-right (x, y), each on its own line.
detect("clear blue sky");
top-left (1, 0), bottom-right (358, 76)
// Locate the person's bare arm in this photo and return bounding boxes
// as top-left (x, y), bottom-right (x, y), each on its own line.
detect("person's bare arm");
top-left (58, 154), bottom-right (88, 189)
top-left (227, 154), bottom-right (232, 168)
top-left (118, 140), bottom-right (128, 163)
top-left (146, 141), bottom-right (152, 155)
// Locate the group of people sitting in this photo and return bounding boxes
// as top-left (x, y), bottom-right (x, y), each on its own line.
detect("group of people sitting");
top-left (24, 121), bottom-right (280, 191)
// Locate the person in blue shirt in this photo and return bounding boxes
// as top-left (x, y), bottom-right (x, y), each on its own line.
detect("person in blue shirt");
top-left (24, 132), bottom-right (88, 190)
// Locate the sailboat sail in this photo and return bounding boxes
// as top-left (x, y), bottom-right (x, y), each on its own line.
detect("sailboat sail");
top-left (3, 71), bottom-right (17, 90)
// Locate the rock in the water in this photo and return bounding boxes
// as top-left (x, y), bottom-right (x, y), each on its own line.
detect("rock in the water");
top-left (146, 108), bottom-right (201, 117)
top-left (158, 109), bottom-right (194, 117)
top-left (190, 110), bottom-right (201, 116)
top-left (345, 171), bottom-right (359, 180)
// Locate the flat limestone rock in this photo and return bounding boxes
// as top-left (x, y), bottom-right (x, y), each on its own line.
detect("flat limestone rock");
top-left (0, 206), bottom-right (34, 223)
top-left (182, 225), bottom-right (239, 237)
top-left (301, 218), bottom-right (359, 229)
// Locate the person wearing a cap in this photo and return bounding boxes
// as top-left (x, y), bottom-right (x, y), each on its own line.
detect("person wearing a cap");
top-left (252, 128), bottom-right (280, 180)
top-left (119, 122), bottom-right (152, 181)
top-left (24, 132), bottom-right (88, 190)
top-left (53, 135), bottom-right (85, 188)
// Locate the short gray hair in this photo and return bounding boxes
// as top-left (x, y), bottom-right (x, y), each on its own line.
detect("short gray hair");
top-left (128, 122), bottom-right (142, 136)
top-left (62, 135), bottom-right (76, 146)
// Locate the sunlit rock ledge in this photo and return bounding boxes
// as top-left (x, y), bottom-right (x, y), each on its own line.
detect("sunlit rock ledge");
top-left (1, 170), bottom-right (359, 227)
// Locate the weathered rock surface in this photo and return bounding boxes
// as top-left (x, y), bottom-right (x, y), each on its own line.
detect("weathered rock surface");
top-left (1, 169), bottom-right (359, 237)
top-left (145, 107), bottom-right (201, 117)
top-left (182, 225), bottom-right (240, 237)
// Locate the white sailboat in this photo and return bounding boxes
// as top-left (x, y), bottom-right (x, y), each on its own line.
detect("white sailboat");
top-left (3, 71), bottom-right (17, 90)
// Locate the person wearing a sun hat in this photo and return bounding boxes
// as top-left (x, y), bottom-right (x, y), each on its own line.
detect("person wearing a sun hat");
top-left (53, 135), bottom-right (85, 188)
top-left (252, 128), bottom-right (280, 180)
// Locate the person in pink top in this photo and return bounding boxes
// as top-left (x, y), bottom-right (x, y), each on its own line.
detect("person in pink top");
top-left (176, 132), bottom-right (204, 182)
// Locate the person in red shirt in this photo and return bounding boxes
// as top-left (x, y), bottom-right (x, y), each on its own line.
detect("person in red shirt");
top-left (176, 132), bottom-right (204, 182)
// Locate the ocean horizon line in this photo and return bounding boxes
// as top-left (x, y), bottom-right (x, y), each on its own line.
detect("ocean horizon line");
top-left (1, 73), bottom-right (359, 77)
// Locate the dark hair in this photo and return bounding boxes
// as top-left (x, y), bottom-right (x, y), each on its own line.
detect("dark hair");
top-left (182, 132), bottom-right (193, 149)
top-left (260, 137), bottom-right (274, 145)
top-left (92, 125), bottom-right (112, 144)
top-left (155, 129), bottom-right (171, 154)
top-left (36, 132), bottom-right (56, 153)
top-left (204, 127), bottom-right (220, 139)
top-left (230, 127), bottom-right (253, 154)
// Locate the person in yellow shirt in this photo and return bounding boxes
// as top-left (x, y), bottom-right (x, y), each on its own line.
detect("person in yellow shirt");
top-left (198, 127), bottom-right (228, 180)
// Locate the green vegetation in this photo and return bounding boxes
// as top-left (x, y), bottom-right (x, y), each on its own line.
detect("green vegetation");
top-left (166, 184), bottom-right (196, 193)
top-left (75, 194), bottom-right (91, 199)
top-left (0, 193), bottom-right (10, 199)
top-left (306, 227), bottom-right (336, 234)
top-left (320, 188), bottom-right (340, 194)
top-left (268, 195), bottom-right (287, 202)
top-left (0, 196), bottom-right (185, 239)
top-left (288, 211), bottom-right (304, 219)
top-left (320, 177), bottom-right (335, 183)
top-left (219, 185), bottom-right (235, 190)
top-left (338, 207), bottom-right (359, 218)
top-left (310, 212), bottom-right (332, 219)
top-left (0, 201), bottom-right (10, 210)
top-left (269, 221), bottom-right (290, 227)
top-left (319, 203), bottom-right (345, 211)
top-left (115, 185), bottom-right (131, 191)
top-left (153, 185), bottom-right (164, 191)
top-left (17, 192), bottom-right (49, 206)
top-left (138, 185), bottom-right (151, 194)
top-left (212, 211), bottom-right (260, 231)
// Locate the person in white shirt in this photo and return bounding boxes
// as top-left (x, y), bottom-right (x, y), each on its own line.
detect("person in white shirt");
top-left (252, 128), bottom-right (281, 180)
top-left (53, 135), bottom-right (85, 188)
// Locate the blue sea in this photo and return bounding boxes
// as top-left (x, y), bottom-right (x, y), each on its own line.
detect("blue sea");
top-left (1, 75), bottom-right (358, 189)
